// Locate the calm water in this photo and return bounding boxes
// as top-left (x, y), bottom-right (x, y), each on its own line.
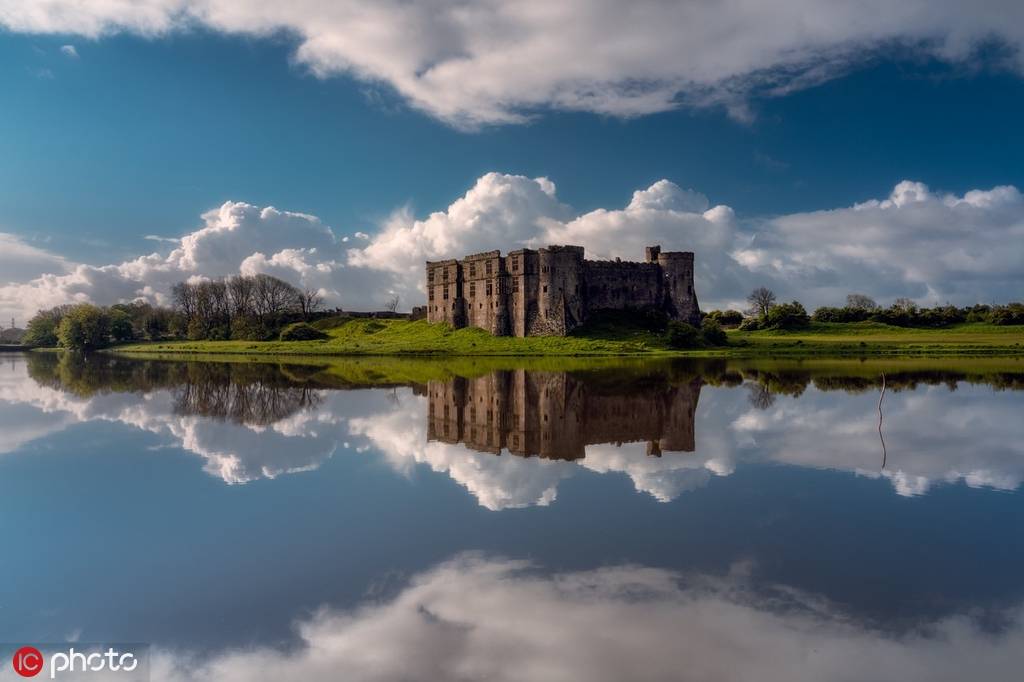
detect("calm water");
top-left (2, 352), bottom-right (1024, 681)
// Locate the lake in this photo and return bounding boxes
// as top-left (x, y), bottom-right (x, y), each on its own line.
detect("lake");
top-left (2, 352), bottom-right (1024, 681)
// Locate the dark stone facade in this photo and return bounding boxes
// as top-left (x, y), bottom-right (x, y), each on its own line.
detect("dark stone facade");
top-left (425, 244), bottom-right (699, 336)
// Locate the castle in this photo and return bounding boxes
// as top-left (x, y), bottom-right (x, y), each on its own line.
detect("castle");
top-left (425, 244), bottom-right (699, 336)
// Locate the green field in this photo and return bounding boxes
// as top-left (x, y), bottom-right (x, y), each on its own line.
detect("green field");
top-left (108, 317), bottom-right (1024, 358)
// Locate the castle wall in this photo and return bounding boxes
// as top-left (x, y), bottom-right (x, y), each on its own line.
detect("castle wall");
top-left (426, 260), bottom-right (465, 327)
top-left (507, 249), bottom-right (539, 338)
top-left (657, 251), bottom-right (700, 325)
top-left (582, 260), bottom-right (664, 311)
top-left (461, 250), bottom-right (508, 335)
top-left (529, 246), bottom-right (585, 336)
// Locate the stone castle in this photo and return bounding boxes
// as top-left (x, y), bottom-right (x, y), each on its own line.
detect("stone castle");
top-left (425, 245), bottom-right (699, 336)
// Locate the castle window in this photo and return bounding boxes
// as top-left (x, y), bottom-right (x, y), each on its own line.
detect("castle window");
top-left (542, 285), bottom-right (548, 293)
top-left (469, 264), bottom-right (476, 277)
top-left (486, 282), bottom-right (492, 296)
top-left (442, 269), bottom-right (449, 281)
top-left (511, 258), bottom-right (518, 272)
top-left (443, 287), bottom-right (449, 300)
top-left (512, 278), bottom-right (519, 293)
top-left (428, 271), bottom-right (434, 283)
top-left (428, 290), bottom-right (434, 301)
top-left (469, 283), bottom-right (476, 297)
top-left (542, 266), bottom-right (549, 273)
top-left (486, 261), bottom-right (493, 275)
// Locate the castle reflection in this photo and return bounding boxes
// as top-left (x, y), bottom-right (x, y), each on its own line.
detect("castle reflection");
top-left (426, 370), bottom-right (701, 459)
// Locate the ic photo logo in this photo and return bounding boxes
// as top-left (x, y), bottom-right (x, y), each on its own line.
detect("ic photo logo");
top-left (9, 644), bottom-right (147, 680)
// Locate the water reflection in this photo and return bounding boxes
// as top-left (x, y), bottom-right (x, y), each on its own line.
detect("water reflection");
top-left (4, 353), bottom-right (1024, 680)
top-left (146, 555), bottom-right (1024, 682)
top-left (426, 371), bottom-right (700, 457)
top-left (5, 353), bottom-right (1024, 502)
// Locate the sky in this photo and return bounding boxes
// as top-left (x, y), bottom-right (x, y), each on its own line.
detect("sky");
top-left (1, 0), bottom-right (1024, 322)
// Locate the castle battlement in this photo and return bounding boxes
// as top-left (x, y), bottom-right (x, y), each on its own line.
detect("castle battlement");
top-left (425, 245), bottom-right (699, 337)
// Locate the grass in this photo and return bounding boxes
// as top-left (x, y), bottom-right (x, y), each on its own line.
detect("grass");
top-left (730, 321), bottom-right (1024, 356)
top-left (108, 317), bottom-right (1024, 359)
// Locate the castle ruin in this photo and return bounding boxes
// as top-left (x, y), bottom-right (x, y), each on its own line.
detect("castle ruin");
top-left (425, 245), bottom-right (699, 336)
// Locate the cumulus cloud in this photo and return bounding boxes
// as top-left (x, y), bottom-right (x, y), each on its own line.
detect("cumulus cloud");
top-left (59, 43), bottom-right (78, 58)
top-left (148, 555), bottom-right (1024, 682)
top-left (734, 181), bottom-right (1024, 306)
top-left (2, 173), bottom-right (1024, 326)
top-left (2, 2), bottom-right (1024, 125)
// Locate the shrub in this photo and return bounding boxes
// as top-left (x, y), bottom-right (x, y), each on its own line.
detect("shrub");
top-left (231, 316), bottom-right (275, 341)
top-left (763, 301), bottom-right (810, 330)
top-left (738, 316), bottom-right (762, 331)
top-left (665, 321), bottom-right (700, 349)
top-left (812, 306), bottom-right (871, 323)
top-left (700, 318), bottom-right (728, 346)
top-left (57, 304), bottom-right (111, 350)
top-left (706, 309), bottom-right (743, 327)
top-left (990, 303), bottom-right (1024, 325)
top-left (279, 322), bottom-right (329, 341)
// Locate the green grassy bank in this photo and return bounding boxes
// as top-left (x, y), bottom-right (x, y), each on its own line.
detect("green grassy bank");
top-left (108, 317), bottom-right (1024, 358)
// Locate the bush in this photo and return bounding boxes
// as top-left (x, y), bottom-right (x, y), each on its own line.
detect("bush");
top-left (763, 301), bottom-right (810, 330)
top-left (700, 318), bottom-right (728, 346)
top-left (279, 322), bottom-right (329, 341)
top-left (738, 316), bottom-right (762, 331)
top-left (57, 304), bottom-right (110, 350)
top-left (665, 321), bottom-right (700, 349)
top-left (706, 309), bottom-right (743, 327)
top-left (990, 303), bottom-right (1024, 326)
top-left (231, 316), bottom-right (275, 341)
top-left (812, 306), bottom-right (871, 323)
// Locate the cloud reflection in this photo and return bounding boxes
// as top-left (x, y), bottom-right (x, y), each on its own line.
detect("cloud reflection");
top-left (4, 355), bottom-right (1024, 507)
top-left (149, 555), bottom-right (1024, 682)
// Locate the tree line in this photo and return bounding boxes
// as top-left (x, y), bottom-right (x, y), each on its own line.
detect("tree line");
top-left (23, 273), bottom-right (328, 350)
top-left (704, 289), bottom-right (1024, 331)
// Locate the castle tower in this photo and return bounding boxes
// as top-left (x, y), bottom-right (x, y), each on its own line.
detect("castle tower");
top-left (656, 250), bottom-right (700, 326)
top-left (532, 245), bottom-right (585, 336)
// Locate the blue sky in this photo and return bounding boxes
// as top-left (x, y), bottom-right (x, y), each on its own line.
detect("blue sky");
top-left (1, 1), bottom-right (1023, 319)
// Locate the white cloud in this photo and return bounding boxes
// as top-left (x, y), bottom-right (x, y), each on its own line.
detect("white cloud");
top-left (148, 555), bottom-right (1024, 682)
top-left (59, 43), bottom-right (78, 58)
top-left (734, 181), bottom-right (1024, 306)
top-left (1, 174), bottom-right (1023, 323)
top-left (2, 1), bottom-right (1024, 126)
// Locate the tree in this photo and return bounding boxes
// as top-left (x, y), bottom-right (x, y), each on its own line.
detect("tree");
top-left (57, 304), bottom-right (110, 350)
top-left (23, 306), bottom-right (71, 347)
top-left (763, 301), bottom-right (810, 329)
top-left (747, 287), bottom-right (776, 318)
top-left (846, 294), bottom-right (879, 311)
top-left (298, 288), bottom-right (324, 317)
top-left (384, 294), bottom-right (400, 313)
top-left (109, 308), bottom-right (134, 342)
top-left (892, 297), bottom-right (917, 315)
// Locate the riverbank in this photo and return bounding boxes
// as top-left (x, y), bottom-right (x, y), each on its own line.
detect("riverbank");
top-left (108, 318), bottom-right (1024, 358)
